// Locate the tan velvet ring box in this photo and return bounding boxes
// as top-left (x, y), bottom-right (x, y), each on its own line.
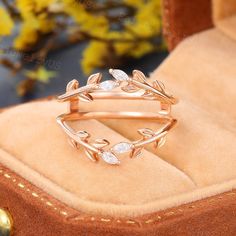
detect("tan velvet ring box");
top-left (1, 0), bottom-right (236, 235)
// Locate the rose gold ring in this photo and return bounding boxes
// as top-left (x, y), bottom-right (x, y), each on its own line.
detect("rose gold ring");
top-left (57, 69), bottom-right (178, 165)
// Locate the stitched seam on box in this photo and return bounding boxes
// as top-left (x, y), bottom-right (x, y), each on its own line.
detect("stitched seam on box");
top-left (0, 167), bottom-right (236, 227)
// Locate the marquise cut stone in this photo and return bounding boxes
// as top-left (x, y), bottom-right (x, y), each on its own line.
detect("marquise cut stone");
top-left (109, 69), bottom-right (129, 81)
top-left (100, 151), bottom-right (120, 165)
top-left (113, 142), bottom-right (131, 154)
top-left (99, 80), bottom-right (117, 91)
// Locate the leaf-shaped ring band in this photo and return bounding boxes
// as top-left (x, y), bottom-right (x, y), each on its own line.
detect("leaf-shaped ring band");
top-left (57, 69), bottom-right (178, 165)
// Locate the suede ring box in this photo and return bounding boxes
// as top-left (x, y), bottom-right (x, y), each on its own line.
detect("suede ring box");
top-left (1, 0), bottom-right (236, 235)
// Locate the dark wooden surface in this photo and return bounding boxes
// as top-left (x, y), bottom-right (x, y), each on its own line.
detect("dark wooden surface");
top-left (0, 43), bottom-right (168, 107)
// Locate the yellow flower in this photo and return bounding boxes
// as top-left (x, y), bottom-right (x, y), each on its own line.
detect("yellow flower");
top-left (114, 42), bottom-right (134, 56)
top-left (0, 7), bottom-right (14, 36)
top-left (24, 66), bottom-right (57, 83)
top-left (81, 41), bottom-right (108, 75)
top-left (16, 0), bottom-right (55, 17)
top-left (34, 0), bottom-right (55, 12)
top-left (109, 31), bottom-right (135, 56)
top-left (123, 0), bottom-right (144, 8)
top-left (125, 0), bottom-right (162, 38)
top-left (16, 0), bottom-right (34, 18)
top-left (129, 42), bottom-right (154, 58)
top-left (38, 13), bottom-right (55, 33)
top-left (15, 0), bottom-right (55, 50)
top-left (63, 0), bottom-right (109, 37)
top-left (107, 31), bottom-right (134, 41)
top-left (14, 16), bottom-right (39, 50)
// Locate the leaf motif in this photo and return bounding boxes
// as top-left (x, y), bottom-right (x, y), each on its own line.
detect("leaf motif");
top-left (66, 79), bottom-right (79, 92)
top-left (68, 138), bottom-right (79, 149)
top-left (138, 128), bottom-right (155, 138)
top-left (132, 70), bottom-right (147, 83)
top-left (155, 136), bottom-right (167, 149)
top-left (92, 139), bottom-right (110, 148)
top-left (79, 93), bottom-right (93, 102)
top-left (157, 136), bottom-right (167, 148)
top-left (153, 80), bottom-right (165, 93)
top-left (121, 84), bottom-right (139, 93)
top-left (142, 91), bottom-right (154, 99)
top-left (87, 72), bottom-right (102, 85)
top-left (76, 131), bottom-right (90, 140)
top-left (85, 150), bottom-right (98, 162)
top-left (130, 147), bottom-right (143, 158)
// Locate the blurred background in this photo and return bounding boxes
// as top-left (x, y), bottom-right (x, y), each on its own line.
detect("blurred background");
top-left (0, 0), bottom-right (168, 107)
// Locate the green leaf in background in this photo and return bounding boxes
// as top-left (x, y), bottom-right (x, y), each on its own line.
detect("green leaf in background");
top-left (24, 66), bottom-right (57, 83)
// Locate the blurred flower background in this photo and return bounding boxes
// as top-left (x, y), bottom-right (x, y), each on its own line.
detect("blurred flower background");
top-left (0, 0), bottom-right (167, 106)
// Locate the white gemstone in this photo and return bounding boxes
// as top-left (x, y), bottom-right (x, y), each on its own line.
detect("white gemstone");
top-left (99, 80), bottom-right (117, 91)
top-left (100, 152), bottom-right (120, 165)
top-left (113, 142), bottom-right (132, 154)
top-left (109, 69), bottom-right (129, 81)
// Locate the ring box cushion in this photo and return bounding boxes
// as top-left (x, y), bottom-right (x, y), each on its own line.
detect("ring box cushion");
top-left (0, 0), bottom-right (236, 234)
top-left (213, 0), bottom-right (236, 41)
top-left (0, 100), bottom-right (195, 217)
